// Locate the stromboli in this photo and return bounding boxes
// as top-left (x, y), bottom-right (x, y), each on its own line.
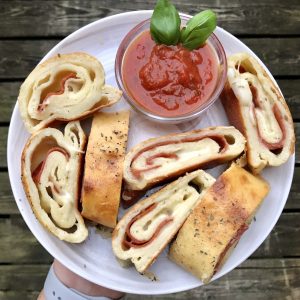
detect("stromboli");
top-left (18, 52), bottom-right (122, 133)
top-left (21, 121), bottom-right (88, 243)
top-left (123, 126), bottom-right (245, 204)
top-left (112, 170), bottom-right (215, 274)
top-left (169, 164), bottom-right (270, 283)
top-left (221, 53), bottom-right (295, 173)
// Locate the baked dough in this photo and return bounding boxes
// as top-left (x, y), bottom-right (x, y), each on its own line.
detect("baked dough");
top-left (112, 170), bottom-right (215, 273)
top-left (221, 53), bottom-right (295, 173)
top-left (18, 52), bottom-right (122, 133)
top-left (21, 121), bottom-right (88, 243)
top-left (123, 126), bottom-right (245, 205)
top-left (81, 111), bottom-right (130, 228)
top-left (169, 164), bottom-right (269, 283)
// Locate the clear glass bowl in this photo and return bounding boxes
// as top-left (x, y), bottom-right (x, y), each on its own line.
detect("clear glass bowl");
top-left (115, 15), bottom-right (227, 123)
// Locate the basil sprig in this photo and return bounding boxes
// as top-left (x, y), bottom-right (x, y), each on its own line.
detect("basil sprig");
top-left (150, 0), bottom-right (217, 50)
top-left (180, 10), bottom-right (217, 50)
top-left (150, 0), bottom-right (181, 45)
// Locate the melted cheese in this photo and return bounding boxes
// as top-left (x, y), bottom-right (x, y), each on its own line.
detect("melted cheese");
top-left (130, 186), bottom-right (198, 241)
top-left (255, 109), bottom-right (282, 143)
top-left (229, 68), bottom-right (283, 144)
top-left (38, 150), bottom-right (76, 228)
top-left (132, 138), bottom-right (220, 182)
top-left (228, 67), bottom-right (252, 106)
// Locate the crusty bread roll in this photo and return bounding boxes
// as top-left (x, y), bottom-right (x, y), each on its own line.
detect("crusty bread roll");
top-left (81, 111), bottom-right (130, 228)
top-left (221, 53), bottom-right (295, 173)
top-left (21, 121), bottom-right (88, 243)
top-left (18, 52), bottom-right (122, 133)
top-left (112, 170), bottom-right (215, 274)
top-left (169, 164), bottom-right (269, 283)
top-left (122, 126), bottom-right (245, 205)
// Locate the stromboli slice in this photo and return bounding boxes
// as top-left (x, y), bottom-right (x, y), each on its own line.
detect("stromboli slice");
top-left (21, 121), bottom-right (88, 243)
top-left (123, 126), bottom-right (245, 204)
top-left (81, 111), bottom-right (130, 228)
top-left (112, 170), bottom-right (215, 273)
top-left (169, 164), bottom-right (269, 283)
top-left (18, 52), bottom-right (122, 133)
top-left (221, 52), bottom-right (295, 173)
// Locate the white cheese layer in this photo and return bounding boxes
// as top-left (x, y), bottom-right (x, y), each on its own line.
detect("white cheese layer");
top-left (129, 186), bottom-right (199, 241)
top-left (228, 67), bottom-right (283, 144)
top-left (131, 138), bottom-right (220, 182)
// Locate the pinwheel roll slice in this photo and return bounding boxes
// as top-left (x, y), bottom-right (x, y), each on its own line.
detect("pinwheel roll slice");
top-left (112, 170), bottom-right (215, 274)
top-left (169, 164), bottom-right (270, 283)
top-left (21, 121), bottom-right (88, 243)
top-left (221, 52), bottom-right (295, 173)
top-left (123, 126), bottom-right (245, 204)
top-left (18, 52), bottom-right (122, 133)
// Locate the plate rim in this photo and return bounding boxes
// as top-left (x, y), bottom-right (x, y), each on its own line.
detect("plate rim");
top-left (7, 10), bottom-right (295, 295)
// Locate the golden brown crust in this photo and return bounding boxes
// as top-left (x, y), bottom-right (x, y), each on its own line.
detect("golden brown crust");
top-left (169, 164), bottom-right (270, 283)
top-left (81, 111), bottom-right (130, 228)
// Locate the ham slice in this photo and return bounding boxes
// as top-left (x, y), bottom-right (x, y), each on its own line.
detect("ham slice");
top-left (123, 202), bottom-right (173, 249)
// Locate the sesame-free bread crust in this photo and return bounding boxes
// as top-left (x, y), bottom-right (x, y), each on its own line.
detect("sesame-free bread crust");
top-left (81, 111), bottom-right (130, 228)
top-left (169, 164), bottom-right (269, 283)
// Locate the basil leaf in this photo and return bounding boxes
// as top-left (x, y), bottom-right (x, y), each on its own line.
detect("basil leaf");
top-left (181, 10), bottom-right (217, 50)
top-left (150, 0), bottom-right (181, 45)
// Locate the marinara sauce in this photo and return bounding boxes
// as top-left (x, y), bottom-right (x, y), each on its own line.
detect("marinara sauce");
top-left (122, 30), bottom-right (219, 117)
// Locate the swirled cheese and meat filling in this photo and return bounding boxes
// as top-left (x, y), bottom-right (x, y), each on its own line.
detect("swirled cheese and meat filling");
top-left (123, 126), bottom-right (245, 205)
top-left (221, 53), bottom-right (295, 173)
top-left (112, 170), bottom-right (215, 273)
top-left (18, 52), bottom-right (122, 133)
top-left (21, 121), bottom-right (88, 243)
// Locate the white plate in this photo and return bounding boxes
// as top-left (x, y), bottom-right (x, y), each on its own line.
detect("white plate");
top-left (7, 11), bottom-right (295, 295)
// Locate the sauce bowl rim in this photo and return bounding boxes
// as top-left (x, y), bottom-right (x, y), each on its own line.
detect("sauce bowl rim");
top-left (115, 14), bottom-right (227, 123)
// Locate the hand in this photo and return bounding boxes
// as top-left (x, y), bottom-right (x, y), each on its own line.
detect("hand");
top-left (38, 259), bottom-right (124, 299)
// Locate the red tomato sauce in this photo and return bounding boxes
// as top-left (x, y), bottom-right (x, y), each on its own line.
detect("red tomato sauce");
top-left (122, 30), bottom-right (219, 117)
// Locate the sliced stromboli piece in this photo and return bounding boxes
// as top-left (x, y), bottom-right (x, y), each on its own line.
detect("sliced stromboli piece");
top-left (123, 126), bottom-right (245, 205)
top-left (221, 52), bottom-right (295, 173)
top-left (21, 121), bottom-right (88, 243)
top-left (81, 111), bottom-right (130, 228)
top-left (112, 170), bottom-right (215, 274)
top-left (169, 164), bottom-right (269, 283)
top-left (18, 52), bottom-right (122, 133)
